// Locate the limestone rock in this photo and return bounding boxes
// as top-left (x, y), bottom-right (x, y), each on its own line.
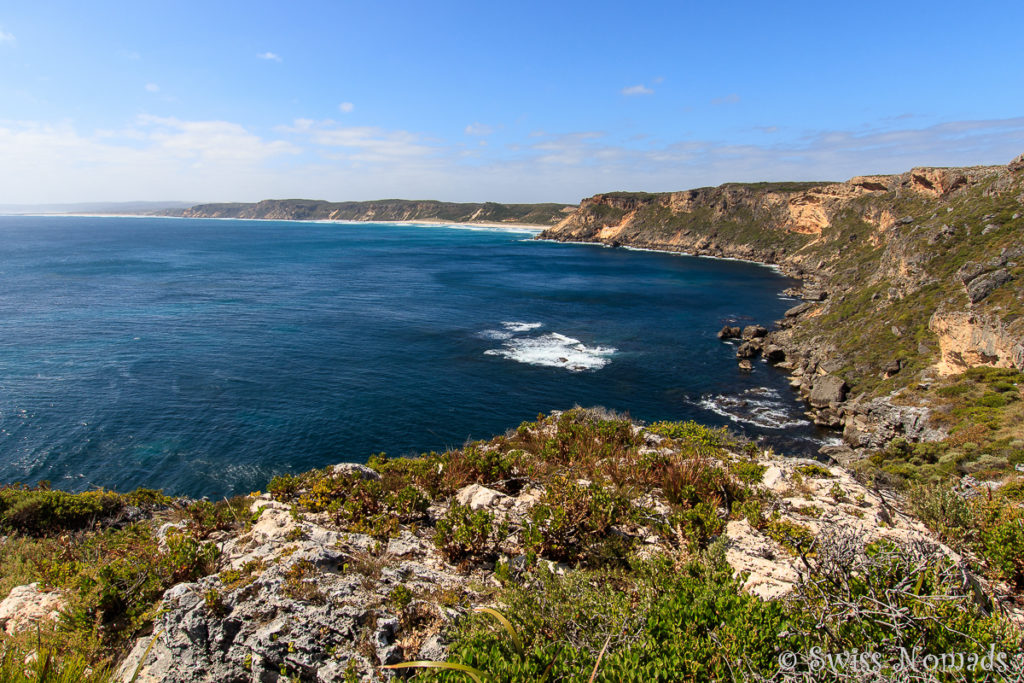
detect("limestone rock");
top-left (966, 268), bottom-right (1012, 303)
top-left (741, 324), bottom-right (768, 339)
top-left (842, 395), bottom-right (947, 449)
top-left (454, 484), bottom-right (513, 511)
top-left (1009, 152), bottom-right (1024, 172)
top-left (717, 325), bottom-right (741, 340)
top-left (763, 344), bottom-right (786, 363)
top-left (785, 302), bottom-right (814, 318)
top-left (331, 463), bottom-right (381, 481)
top-left (0, 583), bottom-right (66, 636)
top-left (808, 375), bottom-right (847, 408)
top-left (735, 341), bottom-right (760, 359)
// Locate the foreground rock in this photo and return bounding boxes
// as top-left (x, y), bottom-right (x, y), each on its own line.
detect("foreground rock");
top-left (0, 583), bottom-right (66, 636)
top-left (117, 417), bottom-right (970, 682)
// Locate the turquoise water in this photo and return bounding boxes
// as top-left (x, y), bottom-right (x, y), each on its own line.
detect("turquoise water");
top-left (0, 216), bottom-right (825, 497)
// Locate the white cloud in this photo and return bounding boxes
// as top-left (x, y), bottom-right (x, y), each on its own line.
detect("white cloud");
top-left (282, 119), bottom-right (434, 163)
top-left (338, 102), bottom-right (355, 114)
top-left (464, 122), bottom-right (493, 136)
top-left (145, 83), bottom-right (160, 93)
top-left (621, 84), bottom-right (653, 96)
top-left (0, 28), bottom-right (14, 43)
top-left (711, 93), bottom-right (741, 105)
top-left (0, 114), bottom-right (1021, 205)
top-left (257, 52), bottom-right (282, 62)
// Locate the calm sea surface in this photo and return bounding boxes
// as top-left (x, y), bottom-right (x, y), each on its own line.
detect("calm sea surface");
top-left (0, 216), bottom-right (829, 497)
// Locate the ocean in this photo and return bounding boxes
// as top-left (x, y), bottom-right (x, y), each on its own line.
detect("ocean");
top-left (0, 215), bottom-right (829, 497)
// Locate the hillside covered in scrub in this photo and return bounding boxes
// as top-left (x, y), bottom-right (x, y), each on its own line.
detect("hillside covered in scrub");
top-left (157, 199), bottom-right (575, 226)
top-left (1, 409), bottom-right (1022, 681)
top-left (542, 154), bottom-right (1024, 485)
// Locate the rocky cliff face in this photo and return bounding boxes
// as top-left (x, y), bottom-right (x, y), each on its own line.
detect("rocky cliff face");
top-left (542, 156), bottom-right (1024, 455)
top-left (163, 199), bottom-right (576, 226)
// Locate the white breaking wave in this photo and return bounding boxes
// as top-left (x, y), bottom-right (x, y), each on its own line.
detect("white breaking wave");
top-left (698, 387), bottom-right (806, 430)
top-left (482, 323), bottom-right (616, 372)
top-left (501, 321), bottom-right (543, 333)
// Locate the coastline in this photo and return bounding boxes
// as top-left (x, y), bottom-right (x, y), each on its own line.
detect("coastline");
top-left (533, 235), bottom-right (788, 274)
top-left (15, 212), bottom-right (548, 233)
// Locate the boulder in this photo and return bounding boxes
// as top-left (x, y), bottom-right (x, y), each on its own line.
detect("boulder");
top-left (735, 341), bottom-right (760, 359)
top-left (808, 375), bottom-right (847, 408)
top-left (0, 583), bottom-right (66, 635)
top-left (331, 463), bottom-right (381, 480)
top-left (454, 484), bottom-right (513, 511)
top-left (763, 345), bottom-right (786, 363)
top-left (717, 325), bottom-right (741, 340)
top-left (741, 324), bottom-right (768, 339)
top-left (966, 268), bottom-right (1012, 303)
top-left (784, 302), bottom-right (813, 318)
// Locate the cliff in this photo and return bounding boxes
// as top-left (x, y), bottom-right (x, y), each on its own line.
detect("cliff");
top-left (159, 199), bottom-right (576, 226)
top-left (541, 156), bottom-right (1024, 471)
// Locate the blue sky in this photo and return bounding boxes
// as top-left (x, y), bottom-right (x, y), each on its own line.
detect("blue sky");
top-left (1, 0), bottom-right (1023, 204)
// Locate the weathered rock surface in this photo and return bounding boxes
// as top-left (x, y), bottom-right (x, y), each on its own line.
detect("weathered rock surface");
top-left (842, 395), bottom-right (948, 449)
top-left (807, 375), bottom-right (847, 408)
top-left (966, 268), bottom-right (1013, 303)
top-left (0, 583), bottom-right (66, 636)
top-left (929, 311), bottom-right (1024, 374)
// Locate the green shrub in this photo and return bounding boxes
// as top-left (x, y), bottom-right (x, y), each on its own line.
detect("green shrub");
top-left (0, 486), bottom-right (124, 535)
top-left (729, 460), bottom-right (766, 484)
top-left (434, 503), bottom-right (507, 564)
top-left (522, 477), bottom-right (632, 566)
top-left (794, 463), bottom-right (834, 479)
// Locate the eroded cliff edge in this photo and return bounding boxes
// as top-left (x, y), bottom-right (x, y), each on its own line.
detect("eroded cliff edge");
top-left (540, 155), bottom-right (1024, 466)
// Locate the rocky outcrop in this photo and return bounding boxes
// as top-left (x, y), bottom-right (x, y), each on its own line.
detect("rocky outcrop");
top-left (929, 311), bottom-right (1024, 375)
top-left (114, 418), bottom-right (965, 681)
top-left (549, 155), bottom-right (1024, 457)
top-left (841, 395), bottom-right (949, 449)
top-left (0, 583), bottom-right (66, 636)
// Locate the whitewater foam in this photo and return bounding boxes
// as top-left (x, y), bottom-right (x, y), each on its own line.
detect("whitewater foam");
top-left (482, 323), bottom-right (616, 372)
top-left (697, 387), bottom-right (806, 430)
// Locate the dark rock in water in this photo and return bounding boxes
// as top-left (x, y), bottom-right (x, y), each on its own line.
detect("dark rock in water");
top-left (808, 375), bottom-right (847, 408)
top-left (785, 302), bottom-right (814, 318)
top-left (966, 268), bottom-right (1012, 303)
top-left (717, 325), bottom-right (741, 340)
top-left (735, 341), bottom-right (760, 359)
top-left (738, 359), bottom-right (753, 371)
top-left (742, 324), bottom-right (768, 339)
top-left (764, 345), bottom-right (786, 363)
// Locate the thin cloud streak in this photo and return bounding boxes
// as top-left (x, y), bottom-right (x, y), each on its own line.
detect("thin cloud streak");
top-left (0, 116), bottom-right (1021, 204)
top-left (621, 84), bottom-right (654, 96)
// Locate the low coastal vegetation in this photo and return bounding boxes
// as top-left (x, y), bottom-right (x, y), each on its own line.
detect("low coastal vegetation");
top-left (1, 408), bottom-right (1021, 681)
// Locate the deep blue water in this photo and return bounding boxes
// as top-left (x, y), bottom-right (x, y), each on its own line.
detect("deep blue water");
top-left (0, 216), bottom-right (828, 497)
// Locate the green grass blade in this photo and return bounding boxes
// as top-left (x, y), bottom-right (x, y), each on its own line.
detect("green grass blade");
top-left (382, 660), bottom-right (486, 682)
top-left (473, 606), bottom-right (524, 656)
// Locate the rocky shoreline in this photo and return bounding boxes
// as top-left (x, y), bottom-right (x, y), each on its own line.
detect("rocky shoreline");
top-left (537, 154), bottom-right (1024, 467)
